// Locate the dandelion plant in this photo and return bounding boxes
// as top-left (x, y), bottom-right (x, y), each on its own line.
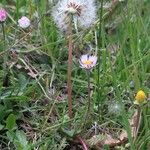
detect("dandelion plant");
top-left (52, 0), bottom-right (97, 118)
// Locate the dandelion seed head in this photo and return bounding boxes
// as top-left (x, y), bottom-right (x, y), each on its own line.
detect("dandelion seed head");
top-left (52, 0), bottom-right (97, 31)
top-left (0, 8), bottom-right (7, 22)
top-left (108, 102), bottom-right (122, 116)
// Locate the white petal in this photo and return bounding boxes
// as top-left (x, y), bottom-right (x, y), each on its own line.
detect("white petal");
top-left (80, 54), bottom-right (88, 62)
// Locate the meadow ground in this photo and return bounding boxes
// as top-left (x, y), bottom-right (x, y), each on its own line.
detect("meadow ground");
top-left (0, 0), bottom-right (150, 150)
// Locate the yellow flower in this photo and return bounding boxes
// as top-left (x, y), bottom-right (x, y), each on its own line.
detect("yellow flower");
top-left (134, 90), bottom-right (147, 105)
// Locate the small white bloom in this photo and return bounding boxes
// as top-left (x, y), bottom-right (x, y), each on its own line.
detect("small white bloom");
top-left (79, 54), bottom-right (97, 69)
top-left (18, 16), bottom-right (30, 29)
top-left (52, 0), bottom-right (97, 31)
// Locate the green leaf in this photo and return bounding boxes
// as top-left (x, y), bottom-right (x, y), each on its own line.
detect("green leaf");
top-left (16, 130), bottom-right (28, 146)
top-left (0, 104), bottom-right (6, 122)
top-left (0, 124), bottom-right (4, 130)
top-left (6, 114), bottom-right (16, 131)
top-left (6, 131), bottom-right (16, 142)
top-left (61, 128), bottom-right (75, 137)
top-left (18, 73), bottom-right (28, 91)
top-left (14, 130), bottom-right (31, 150)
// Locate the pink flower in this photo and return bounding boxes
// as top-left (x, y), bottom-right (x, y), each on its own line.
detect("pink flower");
top-left (18, 16), bottom-right (30, 29)
top-left (0, 8), bottom-right (7, 22)
top-left (79, 54), bottom-right (97, 69)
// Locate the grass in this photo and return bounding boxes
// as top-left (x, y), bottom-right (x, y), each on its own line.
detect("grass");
top-left (0, 0), bottom-right (150, 149)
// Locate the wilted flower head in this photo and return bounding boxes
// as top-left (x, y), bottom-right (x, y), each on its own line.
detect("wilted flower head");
top-left (134, 90), bottom-right (147, 105)
top-left (0, 8), bottom-right (7, 22)
top-left (18, 16), bottom-right (30, 29)
top-left (52, 0), bottom-right (97, 31)
top-left (79, 54), bottom-right (97, 69)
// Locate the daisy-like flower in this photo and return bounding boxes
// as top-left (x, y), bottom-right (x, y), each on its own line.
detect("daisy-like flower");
top-left (0, 8), bottom-right (7, 22)
top-left (18, 16), bottom-right (31, 29)
top-left (134, 90), bottom-right (147, 105)
top-left (52, 0), bottom-right (97, 31)
top-left (79, 54), bottom-right (97, 69)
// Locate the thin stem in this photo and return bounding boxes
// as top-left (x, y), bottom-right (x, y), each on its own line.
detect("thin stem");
top-left (81, 70), bottom-right (91, 128)
top-left (135, 106), bottom-right (141, 137)
top-left (87, 70), bottom-right (91, 113)
top-left (67, 16), bottom-right (73, 118)
top-left (142, 105), bottom-right (148, 132)
top-left (16, 0), bottom-right (19, 20)
top-left (97, 0), bottom-right (104, 115)
top-left (2, 23), bottom-right (8, 87)
top-left (2, 23), bottom-right (6, 42)
top-left (77, 136), bottom-right (89, 150)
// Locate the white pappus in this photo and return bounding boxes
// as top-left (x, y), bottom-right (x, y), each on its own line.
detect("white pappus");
top-left (52, 0), bottom-right (97, 31)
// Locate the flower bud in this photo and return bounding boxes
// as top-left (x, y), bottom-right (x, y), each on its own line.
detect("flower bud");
top-left (134, 90), bottom-right (147, 105)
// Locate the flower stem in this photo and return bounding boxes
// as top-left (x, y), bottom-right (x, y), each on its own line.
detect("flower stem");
top-left (67, 16), bottom-right (73, 118)
top-left (97, 0), bottom-right (103, 118)
top-left (81, 70), bottom-right (91, 128)
top-left (87, 70), bottom-right (91, 114)
top-left (2, 23), bottom-right (6, 42)
top-left (142, 105), bottom-right (148, 132)
top-left (135, 106), bottom-right (141, 137)
top-left (76, 136), bottom-right (89, 150)
top-left (2, 23), bottom-right (8, 87)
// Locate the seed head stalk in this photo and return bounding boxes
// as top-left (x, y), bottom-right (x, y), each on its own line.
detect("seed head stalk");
top-left (67, 15), bottom-right (73, 118)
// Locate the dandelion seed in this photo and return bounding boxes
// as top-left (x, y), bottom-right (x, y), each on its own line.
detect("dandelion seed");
top-left (18, 16), bottom-right (31, 29)
top-left (108, 102), bottom-right (122, 116)
top-left (0, 8), bottom-right (7, 22)
top-left (134, 90), bottom-right (147, 105)
top-left (79, 54), bottom-right (97, 69)
top-left (52, 0), bottom-right (97, 31)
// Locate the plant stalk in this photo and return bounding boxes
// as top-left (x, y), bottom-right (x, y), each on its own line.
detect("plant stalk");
top-left (135, 105), bottom-right (141, 137)
top-left (81, 70), bottom-right (91, 128)
top-left (2, 23), bottom-right (8, 87)
top-left (97, 0), bottom-right (103, 116)
top-left (87, 70), bottom-right (91, 114)
top-left (67, 16), bottom-right (73, 118)
top-left (77, 136), bottom-right (89, 150)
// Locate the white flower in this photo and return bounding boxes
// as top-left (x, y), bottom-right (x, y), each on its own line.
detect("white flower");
top-left (18, 16), bottom-right (30, 29)
top-left (52, 0), bottom-right (97, 31)
top-left (79, 54), bottom-right (97, 69)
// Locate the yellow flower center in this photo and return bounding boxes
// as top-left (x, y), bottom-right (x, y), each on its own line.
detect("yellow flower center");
top-left (83, 60), bottom-right (93, 65)
top-left (135, 90), bottom-right (147, 103)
